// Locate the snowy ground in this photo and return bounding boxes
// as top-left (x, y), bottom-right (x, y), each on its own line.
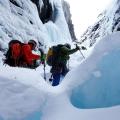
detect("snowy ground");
top-left (0, 32), bottom-right (120, 120)
top-left (0, 0), bottom-right (120, 119)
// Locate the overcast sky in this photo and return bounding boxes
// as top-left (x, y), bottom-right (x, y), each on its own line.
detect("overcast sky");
top-left (64, 0), bottom-right (113, 39)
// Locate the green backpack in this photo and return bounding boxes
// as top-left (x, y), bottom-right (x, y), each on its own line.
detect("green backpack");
top-left (46, 44), bottom-right (64, 66)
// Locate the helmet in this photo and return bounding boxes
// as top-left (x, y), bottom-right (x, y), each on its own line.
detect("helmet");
top-left (28, 40), bottom-right (37, 48)
top-left (64, 43), bottom-right (71, 49)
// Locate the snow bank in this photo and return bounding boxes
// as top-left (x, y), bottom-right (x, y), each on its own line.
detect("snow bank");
top-left (41, 32), bottom-right (120, 120)
top-left (0, 32), bottom-right (120, 120)
top-left (0, 65), bottom-right (65, 120)
top-left (0, 66), bottom-right (49, 120)
top-left (68, 32), bottom-right (120, 108)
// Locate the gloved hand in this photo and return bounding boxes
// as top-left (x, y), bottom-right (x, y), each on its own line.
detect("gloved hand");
top-left (76, 44), bottom-right (80, 50)
top-left (81, 46), bottom-right (87, 50)
top-left (40, 54), bottom-right (46, 64)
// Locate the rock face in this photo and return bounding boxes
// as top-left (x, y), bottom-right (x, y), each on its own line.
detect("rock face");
top-left (80, 0), bottom-right (120, 47)
top-left (31, 0), bottom-right (53, 24)
top-left (0, 0), bottom-right (72, 51)
top-left (10, 0), bottom-right (52, 24)
top-left (62, 0), bottom-right (77, 41)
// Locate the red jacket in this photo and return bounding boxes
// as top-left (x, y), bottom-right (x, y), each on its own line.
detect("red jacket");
top-left (21, 44), bottom-right (40, 65)
top-left (10, 43), bottom-right (21, 60)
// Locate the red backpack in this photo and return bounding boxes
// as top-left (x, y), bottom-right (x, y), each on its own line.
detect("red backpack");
top-left (11, 43), bottom-right (21, 61)
top-left (5, 40), bottom-right (22, 66)
top-left (4, 40), bottom-right (40, 68)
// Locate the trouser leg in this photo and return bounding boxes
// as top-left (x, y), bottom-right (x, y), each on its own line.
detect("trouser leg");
top-left (61, 65), bottom-right (69, 76)
top-left (52, 73), bottom-right (61, 86)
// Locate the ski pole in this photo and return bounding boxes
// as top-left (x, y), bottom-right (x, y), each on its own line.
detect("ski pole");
top-left (43, 62), bottom-right (46, 80)
top-left (79, 49), bottom-right (85, 59)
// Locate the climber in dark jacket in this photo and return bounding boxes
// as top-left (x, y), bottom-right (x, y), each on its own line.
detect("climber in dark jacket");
top-left (50, 43), bottom-right (80, 86)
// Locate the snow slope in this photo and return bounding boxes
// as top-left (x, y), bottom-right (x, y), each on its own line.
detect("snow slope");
top-left (0, 32), bottom-right (120, 120)
top-left (80, 0), bottom-right (120, 47)
top-left (0, 0), bottom-right (120, 120)
top-left (0, 67), bottom-right (46, 120)
top-left (42, 32), bottom-right (120, 120)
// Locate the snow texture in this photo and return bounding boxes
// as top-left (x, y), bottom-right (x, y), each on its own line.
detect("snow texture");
top-left (0, 0), bottom-right (120, 120)
top-left (0, 32), bottom-right (120, 120)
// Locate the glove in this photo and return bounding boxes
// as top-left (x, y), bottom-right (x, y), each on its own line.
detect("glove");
top-left (40, 54), bottom-right (46, 64)
top-left (81, 46), bottom-right (87, 50)
top-left (41, 61), bottom-right (45, 64)
top-left (76, 44), bottom-right (80, 50)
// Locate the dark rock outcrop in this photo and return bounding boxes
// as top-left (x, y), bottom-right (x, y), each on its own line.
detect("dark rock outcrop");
top-left (31, 0), bottom-right (53, 24)
top-left (62, 0), bottom-right (77, 41)
top-left (31, 0), bottom-right (76, 40)
top-left (10, 0), bottom-right (22, 8)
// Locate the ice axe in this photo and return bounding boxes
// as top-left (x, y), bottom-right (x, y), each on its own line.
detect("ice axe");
top-left (75, 44), bottom-right (87, 59)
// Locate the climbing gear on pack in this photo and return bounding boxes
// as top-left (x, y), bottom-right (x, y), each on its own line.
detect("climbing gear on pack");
top-left (46, 44), bottom-right (64, 66)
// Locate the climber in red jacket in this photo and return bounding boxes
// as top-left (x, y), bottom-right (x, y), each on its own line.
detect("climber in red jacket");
top-left (21, 40), bottom-right (40, 67)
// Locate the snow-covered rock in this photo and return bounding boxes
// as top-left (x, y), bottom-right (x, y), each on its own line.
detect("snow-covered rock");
top-left (80, 0), bottom-right (120, 47)
top-left (62, 0), bottom-right (77, 41)
top-left (0, 0), bottom-right (71, 51)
